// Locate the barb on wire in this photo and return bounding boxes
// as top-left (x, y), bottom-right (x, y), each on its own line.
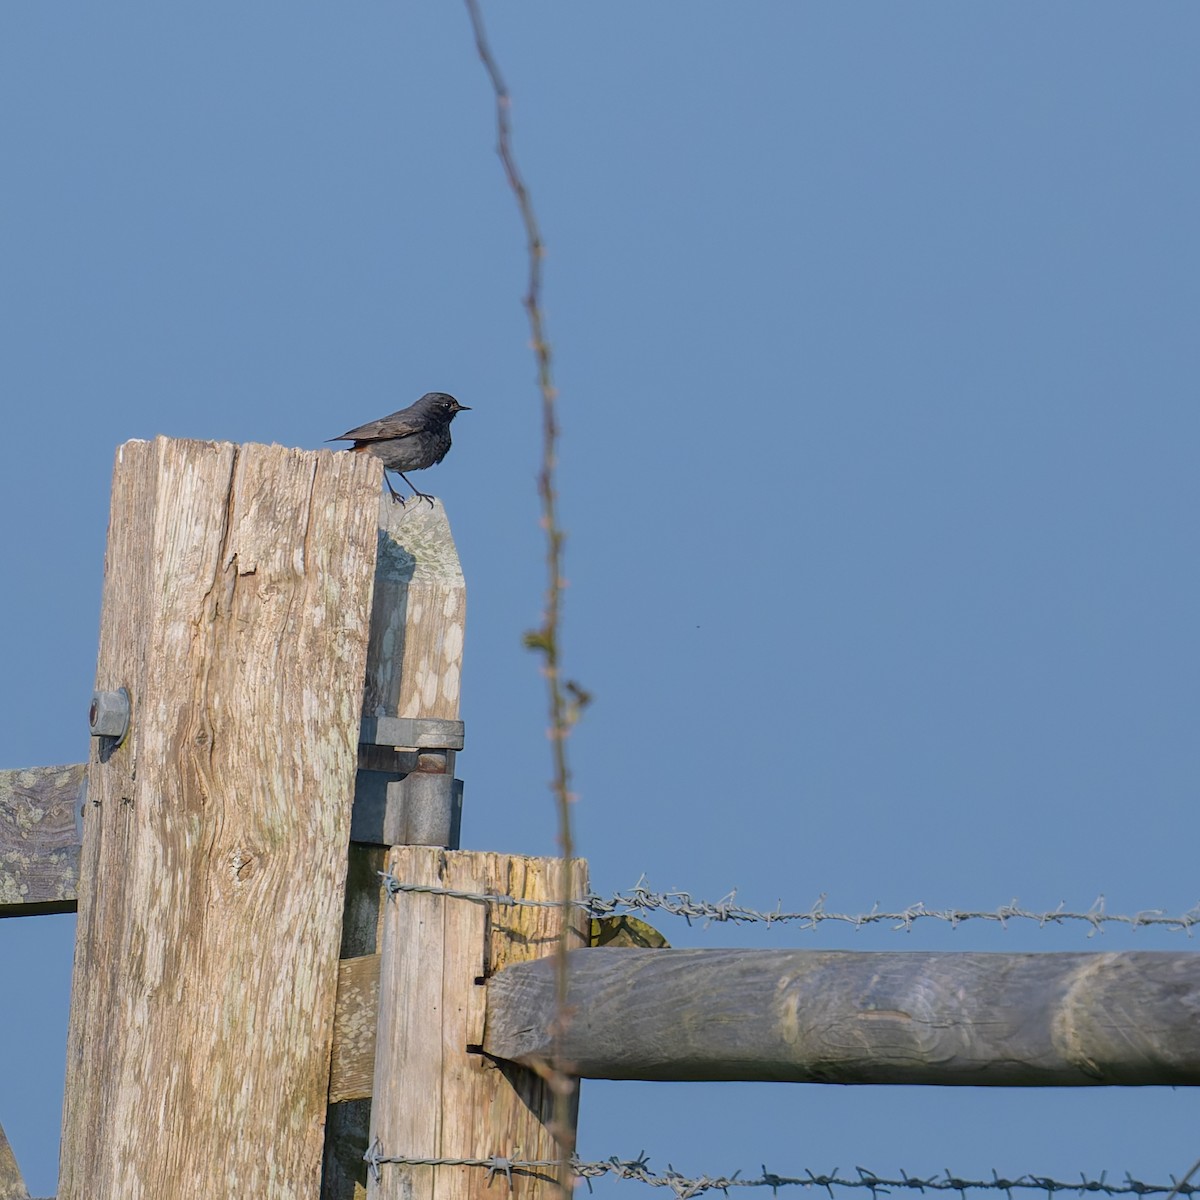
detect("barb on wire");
top-left (379, 874), bottom-right (1200, 937)
top-left (1164, 1157), bottom-right (1200, 1200)
top-left (363, 1146), bottom-right (1200, 1200)
top-left (364, 1140), bottom-right (565, 1186)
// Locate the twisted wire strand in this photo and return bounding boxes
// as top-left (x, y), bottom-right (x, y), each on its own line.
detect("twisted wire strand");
top-left (379, 874), bottom-right (1200, 936)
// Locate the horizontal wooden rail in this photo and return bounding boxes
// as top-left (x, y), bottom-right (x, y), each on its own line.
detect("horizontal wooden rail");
top-left (483, 947), bottom-right (1200, 1086)
top-left (0, 763), bottom-right (84, 916)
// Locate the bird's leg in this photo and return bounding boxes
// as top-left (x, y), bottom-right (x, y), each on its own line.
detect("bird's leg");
top-left (384, 473), bottom-right (407, 504)
top-left (398, 472), bottom-right (436, 508)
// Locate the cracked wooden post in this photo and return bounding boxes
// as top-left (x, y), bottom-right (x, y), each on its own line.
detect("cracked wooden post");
top-left (58, 437), bottom-right (382, 1200)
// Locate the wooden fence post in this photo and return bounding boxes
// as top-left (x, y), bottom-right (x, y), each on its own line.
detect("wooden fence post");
top-left (317, 498), bottom-right (587, 1200)
top-left (58, 437), bottom-right (383, 1199)
top-left (322, 498), bottom-right (469, 1200)
top-left (367, 848), bottom-right (588, 1200)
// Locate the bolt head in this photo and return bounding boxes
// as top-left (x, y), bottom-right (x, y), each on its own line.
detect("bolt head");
top-left (90, 688), bottom-right (131, 742)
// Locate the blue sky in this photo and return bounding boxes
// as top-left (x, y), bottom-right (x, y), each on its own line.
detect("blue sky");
top-left (2, 4), bottom-right (1199, 1197)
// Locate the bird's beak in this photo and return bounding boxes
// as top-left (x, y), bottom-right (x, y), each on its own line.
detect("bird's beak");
top-left (454, 402), bottom-right (472, 412)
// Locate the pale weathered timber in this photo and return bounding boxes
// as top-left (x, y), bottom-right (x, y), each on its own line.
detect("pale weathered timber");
top-left (58, 437), bottom-right (383, 1200)
top-left (363, 496), bottom-right (465, 724)
top-left (0, 763), bottom-right (84, 916)
top-left (351, 497), bottom-right (466, 848)
top-left (0, 1122), bottom-right (29, 1200)
top-left (330, 953), bottom-right (382, 1104)
top-left (367, 848), bottom-right (588, 1200)
top-left (484, 948), bottom-right (1200, 1086)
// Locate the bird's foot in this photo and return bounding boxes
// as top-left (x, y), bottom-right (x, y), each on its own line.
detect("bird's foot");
top-left (389, 472), bottom-right (436, 508)
top-left (395, 472), bottom-right (436, 507)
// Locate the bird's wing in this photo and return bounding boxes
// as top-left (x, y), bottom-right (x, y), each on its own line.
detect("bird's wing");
top-left (328, 410), bottom-right (423, 443)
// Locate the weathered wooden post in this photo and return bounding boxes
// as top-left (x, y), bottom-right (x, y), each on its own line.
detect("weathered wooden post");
top-left (0, 439), bottom-right (581, 1199)
top-left (323, 496), bottom-right (472, 1200)
top-left (59, 437), bottom-right (383, 1199)
top-left (365, 849), bottom-right (587, 1200)
top-left (6, 435), bottom-right (1200, 1196)
top-left (320, 497), bottom-right (588, 1200)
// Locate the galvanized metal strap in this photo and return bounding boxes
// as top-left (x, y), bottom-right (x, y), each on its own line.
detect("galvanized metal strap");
top-left (360, 716), bottom-right (465, 750)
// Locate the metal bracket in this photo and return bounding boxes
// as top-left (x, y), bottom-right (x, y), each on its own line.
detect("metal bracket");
top-left (354, 717), bottom-right (464, 847)
top-left (350, 769), bottom-right (463, 849)
top-left (360, 716), bottom-right (465, 750)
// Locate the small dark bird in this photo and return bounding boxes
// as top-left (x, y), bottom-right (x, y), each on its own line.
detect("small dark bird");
top-left (329, 392), bottom-right (470, 505)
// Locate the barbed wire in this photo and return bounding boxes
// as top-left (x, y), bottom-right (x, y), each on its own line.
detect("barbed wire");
top-left (379, 873), bottom-right (1200, 936)
top-left (363, 1145), bottom-right (1200, 1199)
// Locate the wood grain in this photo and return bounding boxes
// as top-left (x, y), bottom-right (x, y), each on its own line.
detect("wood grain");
top-left (0, 763), bottom-right (84, 916)
top-left (363, 497), bottom-right (465, 724)
top-left (368, 848), bottom-right (587, 1200)
top-left (351, 499), bottom-right (466, 849)
top-left (322, 497), bottom-right (468, 1199)
top-left (329, 954), bottom-right (382, 1104)
top-left (485, 947), bottom-right (1200, 1086)
top-left (58, 437), bottom-right (383, 1200)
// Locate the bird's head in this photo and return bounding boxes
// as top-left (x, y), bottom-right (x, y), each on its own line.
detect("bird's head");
top-left (419, 392), bottom-right (471, 419)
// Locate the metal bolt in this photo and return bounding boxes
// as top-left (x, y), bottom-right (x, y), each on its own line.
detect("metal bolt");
top-left (89, 688), bottom-right (131, 745)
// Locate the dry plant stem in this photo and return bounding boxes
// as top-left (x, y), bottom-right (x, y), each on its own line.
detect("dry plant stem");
top-left (1166, 1159), bottom-right (1200, 1200)
top-left (462, 0), bottom-right (578, 1177)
